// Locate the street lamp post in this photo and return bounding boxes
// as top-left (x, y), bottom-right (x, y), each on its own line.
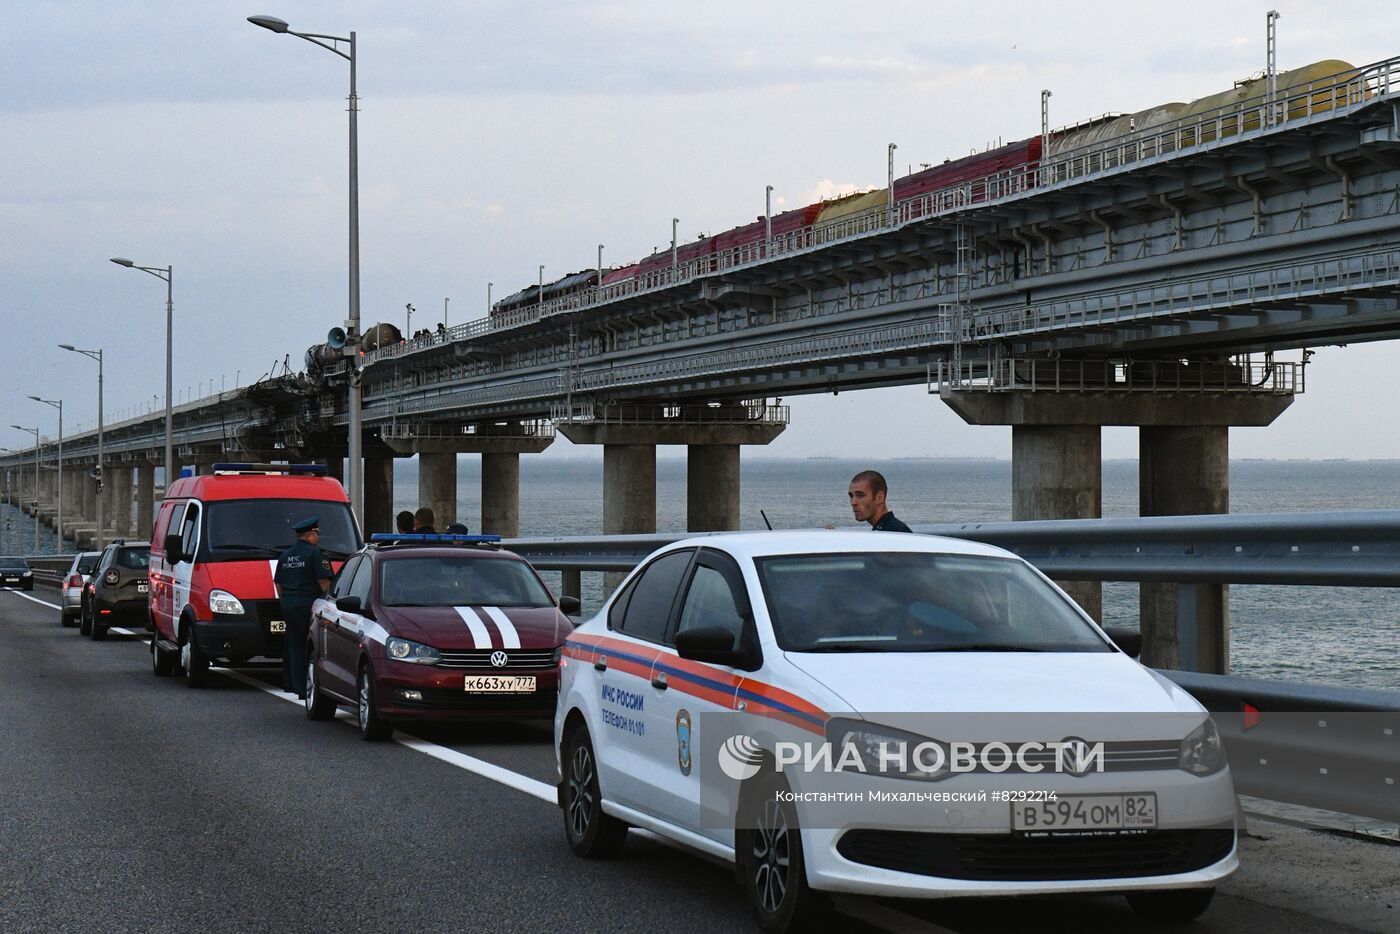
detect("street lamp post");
top-left (250, 13), bottom-right (364, 525)
top-left (671, 218), bottom-right (679, 276)
top-left (29, 396), bottom-right (62, 552)
top-left (12, 426), bottom-right (40, 554)
top-left (487, 282), bottom-right (493, 315)
top-left (60, 345), bottom-right (104, 549)
top-left (406, 302), bottom-right (414, 335)
top-left (110, 258), bottom-right (173, 490)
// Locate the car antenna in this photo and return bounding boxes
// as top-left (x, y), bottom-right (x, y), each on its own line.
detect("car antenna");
top-left (760, 509), bottom-right (773, 531)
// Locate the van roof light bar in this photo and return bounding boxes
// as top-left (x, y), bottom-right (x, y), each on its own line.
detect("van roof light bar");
top-left (211, 463), bottom-right (328, 476)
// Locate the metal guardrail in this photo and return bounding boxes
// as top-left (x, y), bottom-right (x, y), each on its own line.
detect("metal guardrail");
top-left (1162, 671), bottom-right (1399, 822)
top-left (506, 511), bottom-right (1400, 586)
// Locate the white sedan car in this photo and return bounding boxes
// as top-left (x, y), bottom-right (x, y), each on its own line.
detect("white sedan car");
top-left (555, 532), bottom-right (1237, 932)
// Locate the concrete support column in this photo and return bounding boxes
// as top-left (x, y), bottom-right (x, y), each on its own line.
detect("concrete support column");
top-left (481, 452), bottom-right (521, 538)
top-left (109, 465), bottom-right (133, 539)
top-left (562, 569), bottom-right (582, 603)
top-left (136, 464), bottom-right (156, 540)
top-left (1140, 426), bottom-right (1230, 673)
top-left (687, 444), bottom-right (741, 532)
top-left (604, 444), bottom-right (656, 591)
top-left (1011, 425), bottom-right (1103, 620)
top-left (418, 452), bottom-right (457, 528)
top-left (363, 454), bottom-right (394, 536)
top-left (603, 445), bottom-right (657, 536)
top-left (81, 469), bottom-right (96, 520)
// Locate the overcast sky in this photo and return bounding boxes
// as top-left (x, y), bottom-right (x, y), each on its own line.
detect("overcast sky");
top-left (4, 0), bottom-right (1400, 460)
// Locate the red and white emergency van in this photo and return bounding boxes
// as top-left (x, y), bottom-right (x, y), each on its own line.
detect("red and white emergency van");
top-left (148, 463), bottom-right (361, 687)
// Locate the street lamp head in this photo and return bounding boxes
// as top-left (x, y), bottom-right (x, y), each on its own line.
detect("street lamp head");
top-left (58, 344), bottom-right (75, 351)
top-left (110, 257), bottom-right (134, 267)
top-left (27, 396), bottom-right (39, 402)
top-left (248, 14), bottom-right (290, 33)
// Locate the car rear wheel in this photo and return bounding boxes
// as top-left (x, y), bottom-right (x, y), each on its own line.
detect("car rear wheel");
top-left (60, 609), bottom-right (76, 628)
top-left (180, 626), bottom-right (208, 688)
top-left (562, 726), bottom-right (628, 858)
top-left (356, 666), bottom-right (392, 741)
top-left (1126, 887), bottom-right (1215, 922)
top-left (737, 772), bottom-right (824, 934)
top-left (151, 635), bottom-right (174, 676)
top-left (305, 652), bottom-right (336, 721)
top-left (78, 601), bottom-right (92, 636)
top-left (91, 612), bottom-right (108, 641)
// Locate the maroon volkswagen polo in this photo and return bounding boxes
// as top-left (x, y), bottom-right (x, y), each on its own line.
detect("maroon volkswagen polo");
top-left (304, 535), bottom-right (580, 740)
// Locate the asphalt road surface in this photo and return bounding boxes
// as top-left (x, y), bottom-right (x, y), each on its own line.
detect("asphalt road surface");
top-left (0, 587), bottom-right (1391, 934)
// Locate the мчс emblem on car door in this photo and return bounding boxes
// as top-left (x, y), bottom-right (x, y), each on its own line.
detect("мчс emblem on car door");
top-left (676, 708), bottom-right (692, 775)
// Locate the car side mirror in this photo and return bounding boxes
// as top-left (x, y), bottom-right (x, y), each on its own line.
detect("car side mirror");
top-left (335, 595), bottom-right (362, 613)
top-left (675, 626), bottom-right (743, 665)
top-left (163, 533), bottom-right (184, 564)
top-left (559, 595), bottom-right (581, 617)
top-left (1104, 626), bottom-right (1142, 658)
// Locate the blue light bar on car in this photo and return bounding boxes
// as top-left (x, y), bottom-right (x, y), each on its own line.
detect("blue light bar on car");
top-left (369, 533), bottom-right (502, 544)
top-left (211, 463), bottom-right (328, 475)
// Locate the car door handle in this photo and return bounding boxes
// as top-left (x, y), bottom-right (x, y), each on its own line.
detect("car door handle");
top-left (594, 656), bottom-right (607, 672)
top-left (651, 672), bottom-right (669, 690)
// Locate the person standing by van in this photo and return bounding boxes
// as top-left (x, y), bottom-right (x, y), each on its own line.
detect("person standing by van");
top-left (273, 516), bottom-right (333, 698)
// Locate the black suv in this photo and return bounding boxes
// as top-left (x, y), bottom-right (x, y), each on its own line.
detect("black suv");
top-left (81, 542), bottom-right (151, 640)
top-left (0, 557), bottom-right (33, 591)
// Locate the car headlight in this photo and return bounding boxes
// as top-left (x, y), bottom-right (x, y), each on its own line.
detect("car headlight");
top-left (209, 589), bottom-right (246, 616)
top-left (21, 570), bottom-right (32, 577)
top-left (386, 637), bottom-right (440, 665)
top-left (1179, 717), bottom-right (1227, 775)
top-left (824, 717), bottom-right (951, 782)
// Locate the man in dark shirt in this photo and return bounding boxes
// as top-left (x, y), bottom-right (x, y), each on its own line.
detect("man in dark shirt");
top-left (849, 470), bottom-right (913, 532)
top-left (395, 510), bottom-right (415, 534)
top-left (273, 516), bottom-right (333, 698)
top-left (413, 507), bottom-right (437, 534)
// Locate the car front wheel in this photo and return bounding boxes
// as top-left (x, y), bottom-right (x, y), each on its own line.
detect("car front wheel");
top-left (1126, 887), bottom-right (1215, 922)
top-left (180, 626), bottom-right (208, 688)
top-left (562, 725), bottom-right (628, 858)
top-left (737, 772), bottom-right (824, 934)
top-left (356, 666), bottom-right (392, 741)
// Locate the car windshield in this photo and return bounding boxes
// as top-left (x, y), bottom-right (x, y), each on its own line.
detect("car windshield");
top-left (116, 548), bottom-right (150, 570)
top-left (754, 552), bottom-right (1112, 653)
top-left (0, 558), bottom-right (28, 571)
top-left (204, 499), bottom-right (361, 560)
top-left (379, 556), bottom-right (554, 608)
top-left (76, 554), bottom-right (100, 574)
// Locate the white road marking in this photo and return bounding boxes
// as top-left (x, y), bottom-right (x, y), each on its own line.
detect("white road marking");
top-left (0, 587), bottom-right (936, 934)
top-left (481, 605), bottom-right (521, 649)
top-left (9, 590), bottom-right (62, 610)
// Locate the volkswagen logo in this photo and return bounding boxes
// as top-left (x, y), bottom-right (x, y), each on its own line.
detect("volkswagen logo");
top-left (1058, 737), bottom-right (1095, 777)
top-left (489, 650), bottom-right (509, 668)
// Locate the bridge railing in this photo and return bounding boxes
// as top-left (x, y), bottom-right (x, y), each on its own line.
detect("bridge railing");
top-left (933, 355), bottom-right (1304, 395)
top-left (359, 58), bottom-right (1399, 371)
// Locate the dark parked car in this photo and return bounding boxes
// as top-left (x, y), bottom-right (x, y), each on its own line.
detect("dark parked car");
top-left (81, 542), bottom-right (151, 640)
top-left (0, 557), bottom-right (34, 591)
top-left (61, 551), bottom-right (103, 626)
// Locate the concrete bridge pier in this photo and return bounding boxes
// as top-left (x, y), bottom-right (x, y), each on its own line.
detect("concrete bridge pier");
top-left (363, 453), bottom-right (395, 537)
top-left (136, 463), bottom-right (155, 540)
top-left (943, 390), bottom-right (1292, 671)
top-left (109, 465), bottom-right (133, 540)
top-left (560, 407), bottom-right (786, 589)
top-left (383, 424), bottom-right (555, 537)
